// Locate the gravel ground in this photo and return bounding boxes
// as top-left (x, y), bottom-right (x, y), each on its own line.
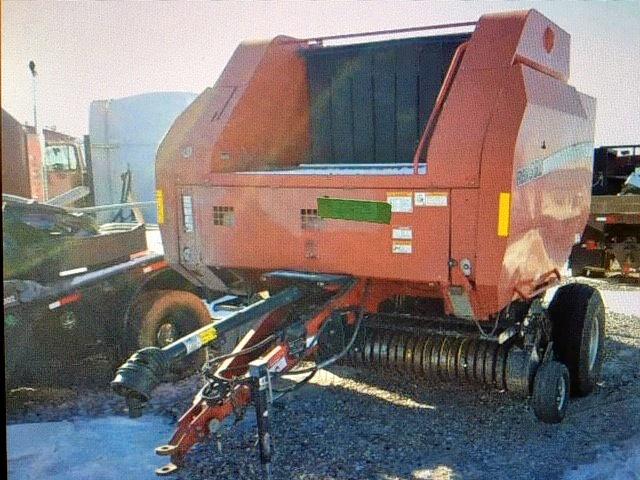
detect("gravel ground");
top-left (6, 278), bottom-right (640, 480)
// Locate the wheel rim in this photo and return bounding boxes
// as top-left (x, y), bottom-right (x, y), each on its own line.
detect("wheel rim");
top-left (588, 315), bottom-right (600, 371)
top-left (157, 322), bottom-right (178, 346)
top-left (556, 376), bottom-right (567, 412)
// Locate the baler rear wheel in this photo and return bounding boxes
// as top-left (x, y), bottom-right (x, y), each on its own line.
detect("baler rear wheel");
top-left (531, 361), bottom-right (570, 424)
top-left (131, 289), bottom-right (212, 376)
top-left (548, 283), bottom-right (605, 396)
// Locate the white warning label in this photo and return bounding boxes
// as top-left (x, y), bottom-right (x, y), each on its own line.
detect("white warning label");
top-left (269, 355), bottom-right (288, 373)
top-left (415, 192), bottom-right (448, 207)
top-left (392, 227), bottom-right (413, 240)
top-left (387, 192), bottom-right (413, 213)
top-left (392, 240), bottom-right (413, 254)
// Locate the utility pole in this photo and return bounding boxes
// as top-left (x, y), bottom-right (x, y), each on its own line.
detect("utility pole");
top-left (29, 60), bottom-right (38, 130)
top-left (29, 60), bottom-right (48, 200)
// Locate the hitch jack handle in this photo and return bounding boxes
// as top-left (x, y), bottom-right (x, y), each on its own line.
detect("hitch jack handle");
top-left (250, 359), bottom-right (273, 480)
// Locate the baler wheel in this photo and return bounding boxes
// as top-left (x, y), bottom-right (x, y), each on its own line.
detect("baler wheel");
top-left (131, 289), bottom-right (212, 376)
top-left (531, 361), bottom-right (570, 424)
top-left (548, 284), bottom-right (605, 396)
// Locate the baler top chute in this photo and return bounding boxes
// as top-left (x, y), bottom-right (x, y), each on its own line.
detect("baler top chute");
top-left (113, 9), bottom-right (604, 478)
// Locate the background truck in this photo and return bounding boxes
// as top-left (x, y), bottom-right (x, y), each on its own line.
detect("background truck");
top-left (3, 93), bottom-right (215, 388)
top-left (3, 195), bottom-right (213, 388)
top-left (2, 108), bottom-right (92, 207)
top-left (570, 145), bottom-right (640, 277)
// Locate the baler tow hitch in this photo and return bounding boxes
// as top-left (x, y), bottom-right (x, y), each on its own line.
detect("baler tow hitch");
top-left (112, 272), bottom-right (368, 477)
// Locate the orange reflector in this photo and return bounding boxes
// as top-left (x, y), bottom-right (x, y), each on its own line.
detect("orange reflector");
top-left (49, 292), bottom-right (82, 310)
top-left (143, 260), bottom-right (168, 274)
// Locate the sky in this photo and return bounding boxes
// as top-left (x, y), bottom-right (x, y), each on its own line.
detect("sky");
top-left (2, 0), bottom-right (639, 145)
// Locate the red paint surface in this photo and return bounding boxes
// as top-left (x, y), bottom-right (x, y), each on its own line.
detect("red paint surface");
top-left (157, 9), bottom-right (596, 320)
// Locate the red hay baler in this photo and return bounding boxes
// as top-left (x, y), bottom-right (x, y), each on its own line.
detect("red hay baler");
top-left (113, 10), bottom-right (604, 477)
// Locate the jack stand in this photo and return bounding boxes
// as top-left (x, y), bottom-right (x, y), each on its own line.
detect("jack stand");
top-left (249, 359), bottom-right (273, 480)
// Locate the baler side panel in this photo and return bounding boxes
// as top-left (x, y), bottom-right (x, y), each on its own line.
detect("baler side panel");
top-left (470, 66), bottom-right (527, 317)
top-left (212, 38), bottom-right (311, 172)
top-left (427, 10), bottom-right (594, 317)
top-left (157, 38), bottom-right (309, 267)
top-left (487, 66), bottom-right (594, 312)
top-left (424, 68), bottom-right (505, 188)
top-left (449, 188), bottom-right (479, 286)
top-left (156, 87), bottom-right (242, 267)
top-left (191, 186), bottom-right (450, 283)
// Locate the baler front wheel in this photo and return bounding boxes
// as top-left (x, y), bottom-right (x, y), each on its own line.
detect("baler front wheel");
top-left (548, 283), bottom-right (605, 396)
top-left (531, 361), bottom-right (570, 424)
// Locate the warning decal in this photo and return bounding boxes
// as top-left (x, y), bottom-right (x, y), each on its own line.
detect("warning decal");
top-left (387, 192), bottom-right (413, 213)
top-left (267, 346), bottom-right (289, 373)
top-left (392, 227), bottom-right (413, 240)
top-left (392, 240), bottom-right (413, 254)
top-left (415, 192), bottom-right (448, 207)
top-left (199, 326), bottom-right (218, 345)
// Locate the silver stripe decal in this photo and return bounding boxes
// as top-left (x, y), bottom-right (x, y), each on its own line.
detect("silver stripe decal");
top-left (516, 142), bottom-right (593, 187)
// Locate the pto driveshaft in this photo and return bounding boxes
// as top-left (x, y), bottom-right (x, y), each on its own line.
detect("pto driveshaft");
top-left (111, 286), bottom-right (303, 413)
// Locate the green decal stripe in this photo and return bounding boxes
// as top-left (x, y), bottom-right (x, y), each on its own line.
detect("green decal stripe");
top-left (317, 197), bottom-right (392, 224)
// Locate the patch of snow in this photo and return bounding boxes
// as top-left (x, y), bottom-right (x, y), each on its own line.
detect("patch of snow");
top-left (562, 438), bottom-right (640, 480)
top-left (599, 290), bottom-right (640, 317)
top-left (7, 415), bottom-right (174, 480)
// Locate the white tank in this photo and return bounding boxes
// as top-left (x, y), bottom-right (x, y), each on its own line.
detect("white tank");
top-left (89, 92), bottom-right (197, 223)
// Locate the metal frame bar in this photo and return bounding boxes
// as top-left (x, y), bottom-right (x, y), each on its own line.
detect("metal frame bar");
top-left (299, 21), bottom-right (476, 45)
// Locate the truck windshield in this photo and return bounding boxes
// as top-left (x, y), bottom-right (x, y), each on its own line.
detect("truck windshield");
top-left (44, 144), bottom-right (78, 171)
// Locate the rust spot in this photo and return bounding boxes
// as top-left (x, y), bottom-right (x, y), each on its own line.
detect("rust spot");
top-left (544, 26), bottom-right (555, 53)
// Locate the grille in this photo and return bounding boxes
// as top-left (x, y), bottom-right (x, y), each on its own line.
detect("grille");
top-left (301, 209), bottom-right (322, 229)
top-left (213, 206), bottom-right (234, 226)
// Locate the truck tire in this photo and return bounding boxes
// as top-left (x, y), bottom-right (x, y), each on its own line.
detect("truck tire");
top-left (548, 283), bottom-right (606, 396)
top-left (131, 289), bottom-right (212, 375)
top-left (531, 360), bottom-right (570, 424)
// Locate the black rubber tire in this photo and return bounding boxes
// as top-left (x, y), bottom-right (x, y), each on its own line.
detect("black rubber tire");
top-left (548, 283), bottom-right (606, 396)
top-left (131, 289), bottom-right (212, 375)
top-left (531, 361), bottom-right (570, 424)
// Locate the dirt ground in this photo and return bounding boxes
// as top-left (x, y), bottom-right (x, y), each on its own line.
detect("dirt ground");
top-left (6, 278), bottom-right (640, 480)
